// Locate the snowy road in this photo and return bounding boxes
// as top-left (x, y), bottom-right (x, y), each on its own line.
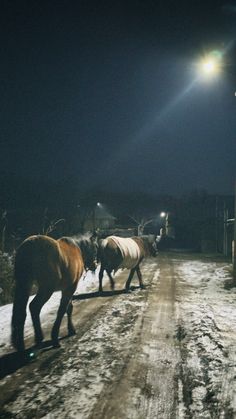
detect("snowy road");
top-left (1, 253), bottom-right (236, 418)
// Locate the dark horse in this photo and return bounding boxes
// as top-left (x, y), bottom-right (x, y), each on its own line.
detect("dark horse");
top-left (11, 233), bottom-right (98, 352)
top-left (98, 235), bottom-right (157, 293)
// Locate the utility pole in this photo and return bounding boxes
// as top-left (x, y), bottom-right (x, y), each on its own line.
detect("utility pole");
top-left (223, 203), bottom-right (228, 256)
top-left (215, 196), bottom-right (219, 253)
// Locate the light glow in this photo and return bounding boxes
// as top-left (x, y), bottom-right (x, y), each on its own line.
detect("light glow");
top-left (202, 59), bottom-right (216, 73)
top-left (198, 51), bottom-right (222, 79)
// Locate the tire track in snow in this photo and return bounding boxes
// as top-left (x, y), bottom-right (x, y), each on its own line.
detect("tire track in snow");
top-left (91, 255), bottom-right (181, 419)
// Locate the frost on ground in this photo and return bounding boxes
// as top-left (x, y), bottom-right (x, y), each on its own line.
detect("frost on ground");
top-left (1, 254), bottom-right (236, 419)
top-left (1, 280), bottom-right (148, 419)
top-left (176, 259), bottom-right (236, 418)
top-left (0, 269), bottom-right (101, 357)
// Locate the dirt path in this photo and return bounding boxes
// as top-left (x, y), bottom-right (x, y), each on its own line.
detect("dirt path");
top-left (91, 256), bottom-right (181, 419)
top-left (0, 253), bottom-right (235, 418)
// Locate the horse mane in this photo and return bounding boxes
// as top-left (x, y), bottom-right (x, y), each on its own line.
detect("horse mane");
top-left (60, 233), bottom-right (95, 248)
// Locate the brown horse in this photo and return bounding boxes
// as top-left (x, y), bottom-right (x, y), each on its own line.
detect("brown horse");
top-left (11, 233), bottom-right (98, 352)
top-left (98, 235), bottom-right (157, 292)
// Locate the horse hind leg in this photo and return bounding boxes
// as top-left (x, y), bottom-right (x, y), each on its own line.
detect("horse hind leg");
top-left (29, 286), bottom-right (54, 347)
top-left (99, 264), bottom-right (115, 292)
top-left (51, 291), bottom-right (73, 347)
top-left (136, 266), bottom-right (144, 289)
top-left (67, 300), bottom-right (76, 336)
top-left (107, 270), bottom-right (115, 290)
top-left (125, 268), bottom-right (136, 291)
top-left (12, 282), bottom-right (31, 352)
top-left (99, 265), bottom-right (104, 293)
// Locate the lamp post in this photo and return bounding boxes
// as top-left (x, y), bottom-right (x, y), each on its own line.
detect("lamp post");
top-left (93, 202), bottom-right (102, 232)
top-left (197, 50), bottom-right (236, 275)
top-left (160, 211), bottom-right (174, 238)
top-left (160, 212), bottom-right (167, 237)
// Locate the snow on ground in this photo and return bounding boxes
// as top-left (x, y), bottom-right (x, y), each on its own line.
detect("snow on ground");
top-left (0, 268), bottom-right (103, 357)
top-left (1, 255), bottom-right (236, 418)
top-left (1, 270), bottom-right (149, 419)
top-left (175, 258), bottom-right (236, 418)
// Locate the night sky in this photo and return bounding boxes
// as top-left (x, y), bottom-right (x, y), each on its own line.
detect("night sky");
top-left (1, 0), bottom-right (236, 198)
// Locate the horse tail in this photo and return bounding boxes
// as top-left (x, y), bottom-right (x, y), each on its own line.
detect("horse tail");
top-left (11, 239), bottom-right (34, 351)
top-left (97, 238), bottom-right (108, 264)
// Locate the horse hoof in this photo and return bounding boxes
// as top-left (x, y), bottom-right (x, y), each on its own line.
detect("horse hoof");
top-left (17, 347), bottom-right (26, 355)
top-left (35, 340), bottom-right (44, 349)
top-left (52, 341), bottom-right (61, 348)
top-left (125, 288), bottom-right (131, 293)
top-left (14, 339), bottom-right (25, 353)
top-left (15, 343), bottom-right (25, 352)
top-left (68, 329), bottom-right (76, 337)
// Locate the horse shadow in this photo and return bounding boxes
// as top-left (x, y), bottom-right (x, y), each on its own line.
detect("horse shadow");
top-left (0, 339), bottom-right (63, 380)
top-left (72, 285), bottom-right (142, 300)
top-left (0, 286), bottom-right (143, 380)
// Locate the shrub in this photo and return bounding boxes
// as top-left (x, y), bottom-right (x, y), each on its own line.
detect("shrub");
top-left (0, 251), bottom-right (14, 306)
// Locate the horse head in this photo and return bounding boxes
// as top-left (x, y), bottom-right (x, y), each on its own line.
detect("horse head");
top-left (141, 235), bottom-right (158, 257)
top-left (77, 232), bottom-right (99, 272)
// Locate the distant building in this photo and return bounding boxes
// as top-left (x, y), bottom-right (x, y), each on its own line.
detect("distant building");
top-left (84, 207), bottom-right (116, 232)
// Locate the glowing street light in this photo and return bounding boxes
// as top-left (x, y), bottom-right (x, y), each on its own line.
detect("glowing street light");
top-left (92, 202), bottom-right (101, 230)
top-left (201, 59), bottom-right (217, 74)
top-left (160, 212), bottom-right (167, 237)
top-left (196, 49), bottom-right (236, 275)
top-left (197, 50), bottom-right (222, 80)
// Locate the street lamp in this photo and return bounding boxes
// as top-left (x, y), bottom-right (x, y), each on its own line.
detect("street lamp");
top-left (197, 50), bottom-right (223, 80)
top-left (93, 202), bottom-right (99, 231)
top-left (196, 50), bottom-right (236, 276)
top-left (93, 202), bottom-right (102, 231)
top-left (159, 212), bottom-right (168, 237)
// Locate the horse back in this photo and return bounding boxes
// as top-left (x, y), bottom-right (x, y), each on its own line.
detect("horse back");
top-left (100, 236), bottom-right (142, 270)
top-left (132, 236), bottom-right (157, 257)
top-left (15, 235), bottom-right (84, 290)
top-left (131, 236), bottom-right (146, 256)
top-left (57, 238), bottom-right (84, 285)
top-left (99, 237), bottom-right (123, 271)
top-left (112, 236), bottom-right (142, 269)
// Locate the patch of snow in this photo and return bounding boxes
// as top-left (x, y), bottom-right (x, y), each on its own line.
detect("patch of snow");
top-left (0, 268), bottom-right (104, 356)
top-left (3, 288), bottom-right (146, 418)
top-left (176, 260), bottom-right (236, 417)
